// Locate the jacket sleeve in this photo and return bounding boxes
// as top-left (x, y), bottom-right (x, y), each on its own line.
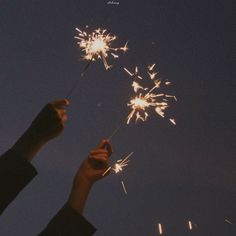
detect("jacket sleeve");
top-left (38, 203), bottom-right (96, 236)
top-left (0, 148), bottom-right (37, 214)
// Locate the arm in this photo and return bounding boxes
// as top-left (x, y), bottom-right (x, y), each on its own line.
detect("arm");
top-left (12, 99), bottom-right (69, 162)
top-left (68, 140), bottom-right (112, 214)
top-left (0, 99), bottom-right (69, 214)
top-left (39, 140), bottom-right (112, 236)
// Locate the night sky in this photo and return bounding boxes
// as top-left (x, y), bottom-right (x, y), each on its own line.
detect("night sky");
top-left (0, 1), bottom-right (235, 235)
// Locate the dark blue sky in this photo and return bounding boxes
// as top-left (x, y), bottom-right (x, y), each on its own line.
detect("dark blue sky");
top-left (0, 1), bottom-right (235, 235)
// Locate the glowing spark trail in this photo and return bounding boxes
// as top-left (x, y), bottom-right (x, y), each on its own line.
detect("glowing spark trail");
top-left (112, 151), bottom-right (133, 174)
top-left (102, 152), bottom-right (133, 194)
top-left (188, 220), bottom-right (193, 230)
top-left (75, 27), bottom-right (128, 70)
top-left (121, 181), bottom-right (127, 194)
top-left (225, 219), bottom-right (233, 225)
top-left (157, 223), bottom-right (163, 235)
top-left (102, 152), bottom-right (133, 177)
top-left (124, 64), bottom-right (177, 125)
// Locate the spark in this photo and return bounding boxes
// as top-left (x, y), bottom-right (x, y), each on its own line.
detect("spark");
top-left (121, 181), bottom-right (127, 194)
top-left (124, 67), bottom-right (143, 80)
top-left (169, 118), bottom-right (176, 125)
top-left (102, 152), bottom-right (134, 176)
top-left (124, 64), bottom-right (177, 124)
top-left (132, 81), bottom-right (147, 93)
top-left (225, 219), bottom-right (233, 225)
top-left (165, 94), bottom-right (177, 101)
top-left (148, 71), bottom-right (158, 80)
top-left (75, 27), bottom-right (128, 70)
top-left (148, 63), bottom-right (156, 71)
top-left (157, 223), bottom-right (163, 235)
top-left (188, 220), bottom-right (193, 230)
top-left (112, 152), bottom-right (133, 174)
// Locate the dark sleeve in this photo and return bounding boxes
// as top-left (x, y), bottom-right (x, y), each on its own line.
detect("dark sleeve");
top-left (38, 203), bottom-right (96, 236)
top-left (0, 148), bottom-right (37, 214)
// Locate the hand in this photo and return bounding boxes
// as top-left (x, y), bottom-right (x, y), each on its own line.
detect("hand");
top-left (27, 99), bottom-right (69, 144)
top-left (73, 140), bottom-right (112, 186)
top-left (68, 140), bottom-right (112, 214)
top-left (12, 99), bottom-right (69, 161)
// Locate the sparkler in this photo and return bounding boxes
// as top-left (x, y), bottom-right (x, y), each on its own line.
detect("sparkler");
top-left (75, 27), bottom-right (128, 70)
top-left (102, 152), bottom-right (133, 194)
top-left (66, 26), bottom-right (128, 98)
top-left (107, 63), bottom-right (177, 142)
top-left (103, 152), bottom-right (133, 176)
top-left (112, 151), bottom-right (133, 174)
top-left (124, 64), bottom-right (177, 125)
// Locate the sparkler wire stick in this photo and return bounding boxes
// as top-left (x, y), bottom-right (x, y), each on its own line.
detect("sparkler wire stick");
top-left (107, 124), bottom-right (123, 141)
top-left (65, 57), bottom-right (94, 99)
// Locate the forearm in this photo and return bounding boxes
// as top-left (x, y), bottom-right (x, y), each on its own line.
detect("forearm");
top-left (67, 178), bottom-right (93, 215)
top-left (12, 128), bottom-right (46, 162)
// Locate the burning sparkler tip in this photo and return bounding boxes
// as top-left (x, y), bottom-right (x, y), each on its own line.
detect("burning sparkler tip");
top-left (75, 26), bottom-right (128, 70)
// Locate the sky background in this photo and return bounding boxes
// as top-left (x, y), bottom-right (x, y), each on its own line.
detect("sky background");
top-left (0, 0), bottom-right (235, 235)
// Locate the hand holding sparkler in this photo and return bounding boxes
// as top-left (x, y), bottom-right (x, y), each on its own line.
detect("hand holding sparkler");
top-left (68, 140), bottom-right (112, 214)
top-left (76, 139), bottom-right (112, 183)
top-left (12, 99), bottom-right (69, 161)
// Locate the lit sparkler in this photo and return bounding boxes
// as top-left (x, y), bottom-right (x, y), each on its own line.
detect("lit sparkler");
top-left (75, 27), bottom-right (128, 70)
top-left (112, 151), bottom-right (133, 174)
top-left (102, 152), bottom-right (133, 195)
top-left (124, 64), bottom-right (177, 125)
top-left (66, 27), bottom-right (128, 98)
top-left (102, 152), bottom-right (133, 176)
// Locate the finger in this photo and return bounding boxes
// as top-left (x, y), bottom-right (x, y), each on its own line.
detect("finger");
top-left (88, 157), bottom-right (108, 170)
top-left (88, 154), bottom-right (108, 160)
top-left (57, 109), bottom-right (67, 118)
top-left (50, 99), bottom-right (70, 108)
top-left (96, 139), bottom-right (112, 156)
top-left (90, 149), bottom-right (108, 155)
top-left (89, 155), bottom-right (107, 162)
top-left (62, 114), bottom-right (68, 122)
top-left (95, 139), bottom-right (107, 149)
top-left (103, 141), bottom-right (112, 156)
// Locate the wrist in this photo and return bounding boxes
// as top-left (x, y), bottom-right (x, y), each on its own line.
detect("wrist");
top-left (67, 178), bottom-right (93, 214)
top-left (12, 129), bottom-right (46, 162)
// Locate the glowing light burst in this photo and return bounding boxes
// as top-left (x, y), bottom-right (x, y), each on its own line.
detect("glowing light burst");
top-left (112, 152), bottom-right (133, 174)
top-left (102, 152), bottom-right (133, 195)
top-left (75, 27), bottom-right (128, 70)
top-left (103, 152), bottom-right (133, 176)
top-left (124, 64), bottom-right (177, 125)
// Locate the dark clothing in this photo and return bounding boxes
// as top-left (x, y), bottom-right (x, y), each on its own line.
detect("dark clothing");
top-left (0, 148), bottom-right (37, 214)
top-left (0, 149), bottom-right (96, 235)
top-left (39, 204), bottom-right (96, 236)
